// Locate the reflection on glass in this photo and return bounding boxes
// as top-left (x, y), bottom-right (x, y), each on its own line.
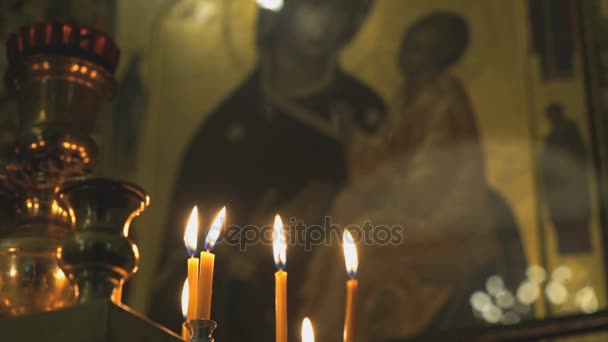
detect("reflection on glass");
top-left (481, 304), bottom-right (502, 324)
top-left (470, 291), bottom-right (492, 312)
top-left (575, 286), bottom-right (598, 314)
top-left (8, 266), bottom-right (17, 278)
top-left (55, 269), bottom-right (65, 280)
top-left (526, 265), bottom-right (547, 284)
top-left (472, 275), bottom-right (531, 326)
top-left (256, 0), bottom-right (284, 11)
top-left (551, 265), bottom-right (573, 284)
top-left (517, 281), bottom-right (540, 305)
top-left (545, 281), bottom-right (569, 305)
top-left (486, 275), bottom-right (504, 296)
top-left (495, 290), bottom-right (515, 309)
top-left (500, 311), bottom-right (521, 326)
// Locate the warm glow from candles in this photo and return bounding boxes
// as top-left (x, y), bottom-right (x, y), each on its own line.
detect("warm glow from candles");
top-left (302, 318), bottom-right (314, 342)
top-left (181, 279), bottom-right (189, 318)
top-left (343, 230), bottom-right (358, 278)
top-left (273, 214), bottom-right (286, 269)
top-left (184, 206), bottom-right (199, 255)
top-left (204, 206), bottom-right (226, 251)
top-left (55, 269), bottom-right (66, 280)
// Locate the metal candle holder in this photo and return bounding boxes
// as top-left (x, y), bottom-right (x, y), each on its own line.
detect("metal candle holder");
top-left (0, 22), bottom-right (118, 317)
top-left (0, 20), bottom-right (190, 342)
top-left (57, 177), bottom-right (149, 304)
top-left (183, 319), bottom-right (218, 342)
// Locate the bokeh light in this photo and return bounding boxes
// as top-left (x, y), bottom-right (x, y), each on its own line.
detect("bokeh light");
top-left (500, 311), bottom-right (521, 325)
top-left (526, 265), bottom-right (547, 284)
top-left (481, 304), bottom-right (503, 324)
top-left (545, 280), bottom-right (569, 305)
top-left (516, 281), bottom-right (539, 305)
top-left (495, 289), bottom-right (515, 309)
top-left (551, 265), bottom-right (573, 284)
top-left (575, 286), bottom-right (599, 314)
top-left (486, 275), bottom-right (504, 296)
top-left (470, 291), bottom-right (492, 311)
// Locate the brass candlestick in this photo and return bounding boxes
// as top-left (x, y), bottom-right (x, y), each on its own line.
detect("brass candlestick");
top-left (57, 177), bottom-right (149, 304)
top-left (0, 22), bottom-right (119, 317)
top-left (183, 319), bottom-right (217, 342)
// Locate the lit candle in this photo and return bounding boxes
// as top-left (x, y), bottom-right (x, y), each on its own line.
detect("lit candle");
top-left (301, 318), bottom-right (314, 342)
top-left (184, 206), bottom-right (199, 320)
top-left (197, 206), bottom-right (226, 319)
top-left (273, 214), bottom-right (288, 342)
top-left (343, 230), bottom-right (359, 342)
top-left (181, 279), bottom-right (190, 340)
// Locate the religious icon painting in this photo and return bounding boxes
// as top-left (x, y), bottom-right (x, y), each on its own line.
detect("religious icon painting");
top-left (117, 0), bottom-right (608, 341)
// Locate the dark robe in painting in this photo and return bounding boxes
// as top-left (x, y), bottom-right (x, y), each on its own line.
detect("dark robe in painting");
top-left (540, 114), bottom-right (592, 253)
top-left (148, 66), bottom-right (386, 341)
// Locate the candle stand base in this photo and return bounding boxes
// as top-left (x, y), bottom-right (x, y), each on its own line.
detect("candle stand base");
top-left (184, 319), bottom-right (217, 342)
top-left (0, 300), bottom-right (182, 341)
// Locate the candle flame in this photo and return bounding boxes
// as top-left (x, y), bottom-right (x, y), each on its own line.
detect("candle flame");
top-left (55, 269), bottom-right (66, 280)
top-left (181, 279), bottom-right (188, 319)
top-left (343, 230), bottom-right (358, 278)
top-left (273, 214), bottom-right (286, 269)
top-left (302, 318), bottom-right (315, 342)
top-left (204, 206), bottom-right (226, 252)
top-left (184, 206), bottom-right (199, 255)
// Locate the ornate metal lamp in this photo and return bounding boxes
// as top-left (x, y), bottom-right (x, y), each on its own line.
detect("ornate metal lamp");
top-left (0, 21), bottom-right (214, 342)
top-left (0, 22), bottom-right (118, 317)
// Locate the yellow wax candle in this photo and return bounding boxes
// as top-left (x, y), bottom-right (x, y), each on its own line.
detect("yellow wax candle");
top-left (182, 324), bottom-right (190, 341)
top-left (187, 257), bottom-right (199, 320)
top-left (184, 206), bottom-right (200, 320)
top-left (181, 280), bottom-right (191, 340)
top-left (273, 215), bottom-right (288, 342)
top-left (343, 230), bottom-right (359, 342)
top-left (275, 269), bottom-right (288, 342)
top-left (197, 207), bottom-right (226, 319)
top-left (197, 250), bottom-right (215, 319)
top-left (344, 279), bottom-right (358, 342)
